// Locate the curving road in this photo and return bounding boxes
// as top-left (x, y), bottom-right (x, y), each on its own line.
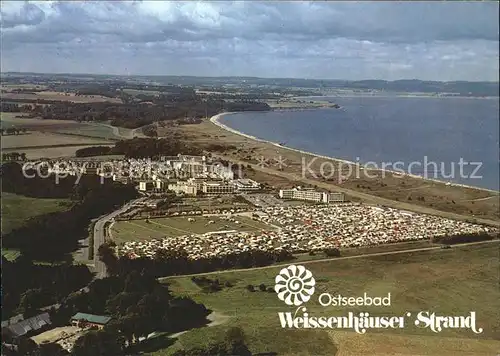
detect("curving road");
top-left (93, 197), bottom-right (146, 278)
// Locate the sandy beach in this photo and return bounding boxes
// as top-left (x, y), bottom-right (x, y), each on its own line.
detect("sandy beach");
top-left (210, 112), bottom-right (498, 194)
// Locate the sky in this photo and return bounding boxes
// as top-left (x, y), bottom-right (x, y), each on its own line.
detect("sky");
top-left (1, 1), bottom-right (499, 81)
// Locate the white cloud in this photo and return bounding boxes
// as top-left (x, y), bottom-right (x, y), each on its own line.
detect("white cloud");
top-left (0, 1), bottom-right (498, 80)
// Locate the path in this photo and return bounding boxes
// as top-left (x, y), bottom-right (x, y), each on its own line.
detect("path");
top-left (87, 122), bottom-right (147, 140)
top-left (159, 239), bottom-right (499, 280)
top-left (168, 311), bottom-right (230, 339)
top-left (92, 197), bottom-right (147, 278)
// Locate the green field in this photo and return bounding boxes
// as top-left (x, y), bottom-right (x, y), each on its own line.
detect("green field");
top-left (111, 215), bottom-right (274, 243)
top-left (150, 243), bottom-right (500, 355)
top-left (51, 124), bottom-right (119, 140)
top-left (1, 193), bottom-right (73, 260)
top-left (1, 193), bottom-right (72, 235)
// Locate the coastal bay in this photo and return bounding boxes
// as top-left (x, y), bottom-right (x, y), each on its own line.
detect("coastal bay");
top-left (162, 101), bottom-right (499, 225)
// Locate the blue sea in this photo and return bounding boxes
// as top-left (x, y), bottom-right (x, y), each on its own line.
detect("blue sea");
top-left (220, 96), bottom-right (499, 190)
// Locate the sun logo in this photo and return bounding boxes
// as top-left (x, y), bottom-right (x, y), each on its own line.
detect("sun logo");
top-left (275, 265), bottom-right (316, 306)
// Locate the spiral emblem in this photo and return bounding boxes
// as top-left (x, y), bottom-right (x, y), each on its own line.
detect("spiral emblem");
top-left (275, 265), bottom-right (315, 306)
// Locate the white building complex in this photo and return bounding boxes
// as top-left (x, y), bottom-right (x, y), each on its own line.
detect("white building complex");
top-left (209, 164), bottom-right (234, 180)
top-left (279, 187), bottom-right (344, 203)
top-left (202, 181), bottom-right (235, 195)
top-left (232, 179), bottom-right (260, 192)
top-left (167, 181), bottom-right (198, 195)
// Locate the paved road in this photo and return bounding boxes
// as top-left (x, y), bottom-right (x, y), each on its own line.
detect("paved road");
top-left (212, 153), bottom-right (500, 227)
top-left (93, 198), bottom-right (146, 278)
top-left (159, 239), bottom-right (499, 280)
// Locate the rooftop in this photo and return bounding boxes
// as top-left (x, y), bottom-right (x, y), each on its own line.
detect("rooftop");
top-left (71, 313), bottom-right (112, 325)
top-left (2, 313), bottom-right (51, 337)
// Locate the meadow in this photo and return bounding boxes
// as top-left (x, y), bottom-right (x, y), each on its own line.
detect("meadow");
top-left (1, 193), bottom-right (73, 260)
top-left (2, 131), bottom-right (112, 149)
top-left (1, 112), bottom-right (121, 158)
top-left (111, 215), bottom-right (274, 243)
top-left (1, 90), bottom-right (122, 103)
top-left (152, 243), bottom-right (500, 355)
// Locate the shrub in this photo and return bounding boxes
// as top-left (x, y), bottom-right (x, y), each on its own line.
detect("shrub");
top-left (323, 248), bottom-right (341, 257)
top-left (246, 284), bottom-right (255, 292)
top-left (259, 283), bottom-right (267, 292)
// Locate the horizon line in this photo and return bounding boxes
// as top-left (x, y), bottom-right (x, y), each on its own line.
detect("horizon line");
top-left (2, 71), bottom-right (498, 84)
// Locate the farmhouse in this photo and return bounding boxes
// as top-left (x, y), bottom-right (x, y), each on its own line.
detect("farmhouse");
top-left (1, 313), bottom-right (52, 342)
top-left (70, 313), bottom-right (112, 330)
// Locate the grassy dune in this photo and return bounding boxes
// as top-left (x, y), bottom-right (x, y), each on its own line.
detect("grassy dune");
top-left (153, 243), bottom-right (499, 355)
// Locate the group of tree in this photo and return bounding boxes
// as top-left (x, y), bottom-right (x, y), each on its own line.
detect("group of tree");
top-left (50, 271), bottom-right (210, 355)
top-left (0, 102), bottom-right (32, 112)
top-left (191, 276), bottom-right (233, 293)
top-left (2, 338), bottom-right (68, 356)
top-left (142, 124), bottom-right (158, 137)
top-left (171, 327), bottom-right (252, 356)
top-left (2, 255), bottom-right (93, 320)
top-left (98, 241), bottom-right (294, 279)
top-left (2, 152), bottom-right (27, 161)
top-left (431, 231), bottom-right (495, 245)
top-left (0, 127), bottom-right (27, 135)
top-left (1, 162), bottom-right (139, 261)
top-left (76, 136), bottom-right (201, 158)
top-left (323, 247), bottom-right (341, 257)
top-left (74, 146), bottom-right (113, 157)
top-left (112, 137), bottom-right (202, 158)
top-left (4, 85), bottom-right (271, 130)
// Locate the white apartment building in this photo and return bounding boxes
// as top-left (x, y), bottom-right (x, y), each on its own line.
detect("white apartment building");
top-left (139, 181), bottom-right (154, 192)
top-left (188, 177), bottom-right (223, 190)
top-left (202, 181), bottom-right (235, 195)
top-left (279, 188), bottom-right (345, 203)
top-left (326, 192), bottom-right (345, 203)
top-left (160, 154), bottom-right (206, 163)
top-left (167, 181), bottom-right (198, 196)
top-left (278, 189), bottom-right (295, 199)
top-left (209, 164), bottom-right (234, 180)
top-left (181, 162), bottom-right (207, 176)
top-left (232, 178), bottom-right (261, 192)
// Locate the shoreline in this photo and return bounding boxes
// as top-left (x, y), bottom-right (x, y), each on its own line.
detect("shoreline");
top-left (210, 112), bottom-right (498, 194)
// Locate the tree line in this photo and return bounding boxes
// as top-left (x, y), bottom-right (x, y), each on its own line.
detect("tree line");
top-left (1, 162), bottom-right (139, 261)
top-left (0, 127), bottom-right (28, 135)
top-left (98, 241), bottom-right (294, 279)
top-left (431, 231), bottom-right (495, 245)
top-left (2, 256), bottom-right (93, 320)
top-left (3, 90), bottom-right (271, 129)
top-left (2, 152), bottom-right (27, 161)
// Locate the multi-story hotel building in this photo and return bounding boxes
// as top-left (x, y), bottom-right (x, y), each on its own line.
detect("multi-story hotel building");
top-left (279, 188), bottom-right (345, 203)
top-left (202, 181), bottom-right (235, 195)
